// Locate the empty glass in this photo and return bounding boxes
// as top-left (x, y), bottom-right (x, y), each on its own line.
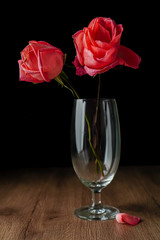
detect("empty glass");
top-left (71, 99), bottom-right (121, 221)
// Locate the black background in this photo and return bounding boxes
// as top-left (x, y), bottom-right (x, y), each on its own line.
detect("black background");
top-left (3, 1), bottom-right (158, 168)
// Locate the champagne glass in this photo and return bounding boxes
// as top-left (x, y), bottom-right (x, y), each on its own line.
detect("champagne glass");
top-left (70, 99), bottom-right (121, 221)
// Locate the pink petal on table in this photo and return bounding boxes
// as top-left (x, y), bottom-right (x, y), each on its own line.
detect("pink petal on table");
top-left (116, 213), bottom-right (140, 225)
top-left (116, 213), bottom-right (126, 223)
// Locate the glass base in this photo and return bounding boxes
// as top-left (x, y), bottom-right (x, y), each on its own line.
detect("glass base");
top-left (74, 205), bottom-right (119, 221)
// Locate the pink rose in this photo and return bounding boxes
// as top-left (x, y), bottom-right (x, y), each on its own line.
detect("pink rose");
top-left (73, 17), bottom-right (141, 76)
top-left (18, 41), bottom-right (64, 83)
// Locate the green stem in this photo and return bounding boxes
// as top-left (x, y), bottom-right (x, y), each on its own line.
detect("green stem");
top-left (64, 63), bottom-right (75, 68)
top-left (85, 115), bottom-right (104, 176)
top-left (56, 73), bottom-right (104, 177)
top-left (95, 74), bottom-right (101, 124)
top-left (55, 76), bottom-right (75, 97)
top-left (63, 77), bottom-right (80, 99)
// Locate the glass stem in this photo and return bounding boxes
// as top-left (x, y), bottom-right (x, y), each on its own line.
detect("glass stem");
top-left (90, 189), bottom-right (105, 214)
top-left (91, 190), bottom-right (102, 207)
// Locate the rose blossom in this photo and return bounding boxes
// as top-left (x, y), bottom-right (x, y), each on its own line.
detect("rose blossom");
top-left (73, 17), bottom-right (141, 76)
top-left (18, 41), bottom-right (64, 83)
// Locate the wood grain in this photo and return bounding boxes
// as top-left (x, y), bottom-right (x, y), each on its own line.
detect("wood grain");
top-left (0, 166), bottom-right (159, 240)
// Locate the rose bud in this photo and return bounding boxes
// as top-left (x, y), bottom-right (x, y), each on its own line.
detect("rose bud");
top-left (18, 41), bottom-right (64, 83)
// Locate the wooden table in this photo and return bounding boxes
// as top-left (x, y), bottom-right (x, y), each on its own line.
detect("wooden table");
top-left (0, 166), bottom-right (159, 240)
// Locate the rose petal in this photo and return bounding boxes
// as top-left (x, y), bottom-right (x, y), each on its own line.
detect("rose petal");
top-left (116, 213), bottom-right (126, 223)
top-left (83, 48), bottom-right (98, 68)
top-left (18, 60), bottom-right (43, 83)
top-left (93, 20), bottom-right (111, 43)
top-left (84, 59), bottom-right (119, 76)
top-left (90, 45), bottom-right (106, 58)
top-left (88, 17), bottom-right (123, 45)
top-left (72, 56), bottom-right (87, 76)
top-left (95, 40), bottom-right (111, 50)
top-left (116, 213), bottom-right (140, 225)
top-left (96, 47), bottom-right (118, 65)
top-left (89, 18), bottom-right (111, 43)
top-left (110, 24), bottom-right (123, 45)
top-left (37, 41), bottom-right (56, 48)
top-left (118, 45), bottom-right (141, 69)
top-left (98, 18), bottom-right (115, 35)
top-left (83, 47), bottom-right (118, 70)
top-left (29, 41), bottom-right (51, 50)
top-left (37, 49), bottom-right (64, 82)
top-left (122, 214), bottom-right (141, 225)
top-left (73, 30), bottom-right (85, 66)
top-left (85, 28), bottom-right (97, 47)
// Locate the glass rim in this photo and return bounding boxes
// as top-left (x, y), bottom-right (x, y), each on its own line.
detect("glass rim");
top-left (74, 98), bottom-right (116, 102)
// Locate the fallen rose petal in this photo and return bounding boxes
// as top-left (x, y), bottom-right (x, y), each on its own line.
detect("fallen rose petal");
top-left (122, 213), bottom-right (141, 225)
top-left (116, 213), bottom-right (140, 225)
top-left (116, 213), bottom-right (125, 223)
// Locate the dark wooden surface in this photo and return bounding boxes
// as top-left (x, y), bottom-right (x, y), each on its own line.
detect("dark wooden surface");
top-left (0, 166), bottom-right (159, 240)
